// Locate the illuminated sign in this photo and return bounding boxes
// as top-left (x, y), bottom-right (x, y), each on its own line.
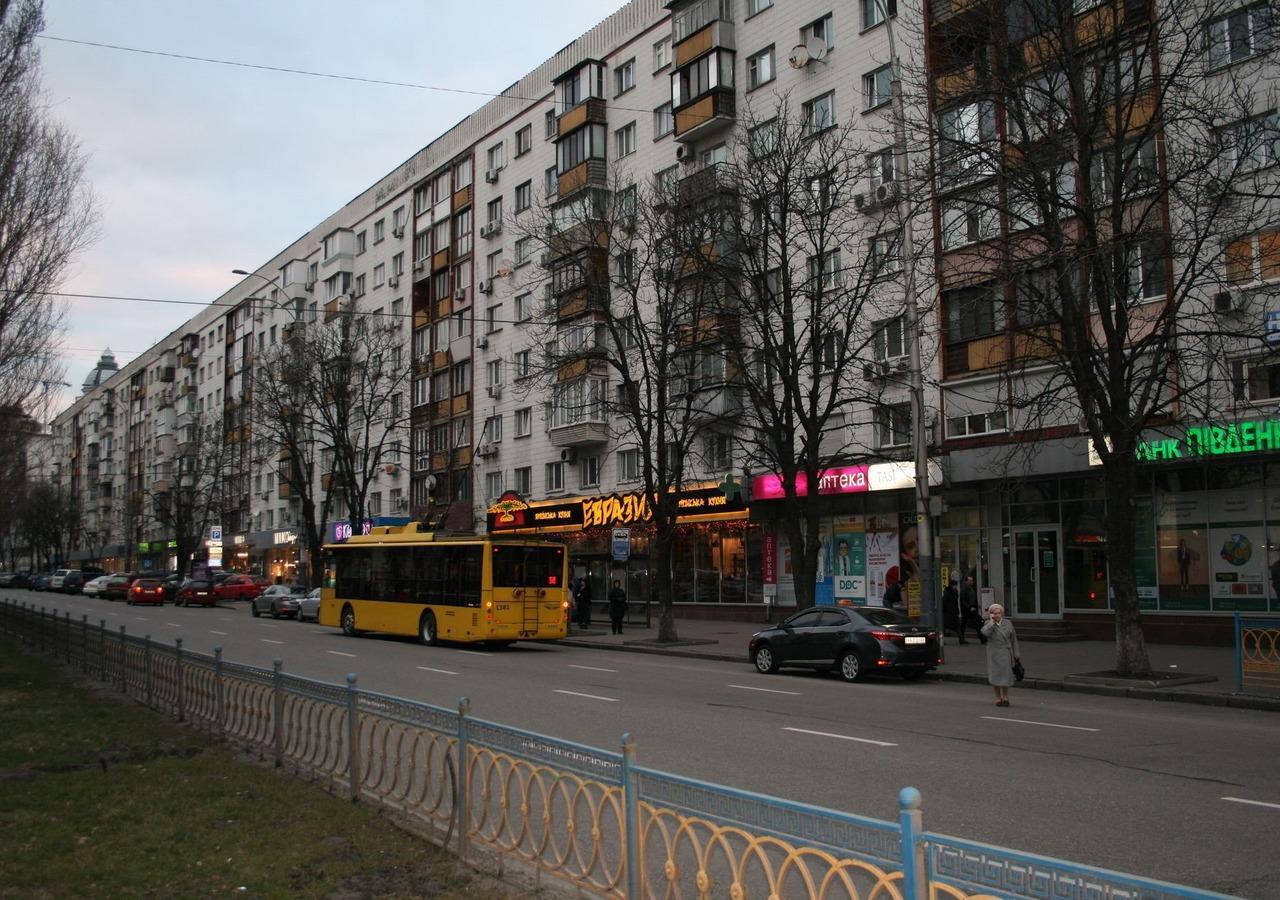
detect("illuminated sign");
top-left (487, 491), bottom-right (530, 528)
top-left (752, 461), bottom-right (942, 499)
top-left (1136, 418), bottom-right (1280, 461)
top-left (487, 486), bottom-right (746, 532)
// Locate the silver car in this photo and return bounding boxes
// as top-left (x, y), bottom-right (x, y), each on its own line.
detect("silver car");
top-left (251, 584), bottom-right (303, 619)
top-left (297, 588), bottom-right (321, 622)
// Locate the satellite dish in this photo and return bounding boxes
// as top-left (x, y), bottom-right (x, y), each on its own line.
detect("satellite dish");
top-left (788, 44), bottom-right (811, 69)
top-left (425, 474), bottom-right (437, 491)
top-left (806, 36), bottom-right (829, 63)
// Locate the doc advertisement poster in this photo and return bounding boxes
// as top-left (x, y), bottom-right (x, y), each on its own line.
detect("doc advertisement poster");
top-left (830, 516), bottom-right (867, 605)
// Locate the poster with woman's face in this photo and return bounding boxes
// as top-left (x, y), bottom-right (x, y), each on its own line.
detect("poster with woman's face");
top-left (864, 516), bottom-right (900, 606)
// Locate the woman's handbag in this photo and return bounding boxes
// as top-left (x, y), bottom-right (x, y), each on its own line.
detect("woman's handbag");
top-left (1012, 658), bottom-right (1025, 682)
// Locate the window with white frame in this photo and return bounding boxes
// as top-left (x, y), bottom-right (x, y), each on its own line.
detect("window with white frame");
top-left (486, 251), bottom-right (502, 279)
top-left (654, 102), bottom-right (674, 138)
top-left (453, 416), bottom-right (470, 448)
top-left (451, 361), bottom-right (471, 395)
top-left (614, 59), bottom-right (636, 96)
top-left (873, 316), bottom-right (907, 360)
top-left (618, 448), bottom-right (641, 481)
top-left (654, 36), bottom-right (672, 71)
top-left (654, 165), bottom-right (679, 198)
top-left (747, 46), bottom-right (775, 90)
top-left (1128, 238), bottom-right (1168, 301)
top-left (614, 122), bottom-right (637, 158)
top-left (938, 100), bottom-right (997, 183)
top-left (515, 293), bottom-right (533, 322)
top-left (545, 462), bottom-right (565, 492)
top-left (863, 65), bottom-right (893, 110)
top-left (485, 472), bottom-right (504, 499)
top-left (1219, 111), bottom-right (1280, 174)
top-left (545, 165), bottom-right (558, 199)
top-left (393, 206), bottom-right (407, 231)
top-left (516, 236), bottom-right (534, 266)
top-left (373, 263), bottom-right (385, 287)
top-left (809, 249), bottom-right (842, 294)
top-left (941, 190), bottom-right (998, 249)
top-left (451, 310), bottom-right (470, 340)
top-left (1207, 4), bottom-right (1272, 68)
top-left (706, 432), bottom-right (733, 469)
top-left (876, 404), bottom-right (912, 447)
top-left (486, 359), bottom-right (503, 389)
top-left (356, 230), bottom-right (366, 254)
top-left (869, 230), bottom-right (902, 277)
top-left (1008, 163), bottom-right (1077, 230)
top-left (514, 466), bottom-right (532, 493)
top-left (413, 376), bottom-right (430, 407)
top-left (801, 13), bottom-right (834, 51)
top-left (869, 147), bottom-right (896, 188)
top-left (515, 125), bottom-right (532, 156)
top-left (946, 410), bottom-right (1008, 438)
top-left (545, 108), bottom-right (558, 139)
top-left (580, 456), bottom-right (600, 487)
top-left (803, 92), bottom-right (835, 134)
top-left (487, 197), bottom-right (503, 225)
top-left (863, 0), bottom-right (895, 27)
top-left (369, 492), bottom-right (382, 515)
top-left (515, 181), bottom-right (532, 212)
top-left (749, 119), bottom-right (779, 158)
top-left (392, 253), bottom-right (404, 276)
top-left (487, 142), bottom-right (505, 173)
top-left (373, 219), bottom-right (385, 243)
top-left (485, 303), bottom-right (502, 332)
top-left (515, 349), bottom-right (531, 378)
top-left (1089, 137), bottom-right (1159, 204)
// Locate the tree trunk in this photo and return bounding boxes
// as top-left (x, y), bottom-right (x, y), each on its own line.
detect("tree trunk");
top-left (653, 518), bottom-right (679, 643)
top-left (781, 502), bottom-right (817, 609)
top-left (1104, 456), bottom-right (1151, 676)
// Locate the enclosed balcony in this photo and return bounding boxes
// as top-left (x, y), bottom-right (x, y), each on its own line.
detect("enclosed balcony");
top-left (548, 377), bottom-right (610, 447)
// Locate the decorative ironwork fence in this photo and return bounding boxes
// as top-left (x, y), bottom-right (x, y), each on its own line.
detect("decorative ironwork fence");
top-left (1, 599), bottom-right (1234, 900)
top-left (1235, 612), bottom-right (1280, 694)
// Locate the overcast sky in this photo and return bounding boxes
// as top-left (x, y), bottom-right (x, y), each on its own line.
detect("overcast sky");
top-left (37, 0), bottom-right (623, 414)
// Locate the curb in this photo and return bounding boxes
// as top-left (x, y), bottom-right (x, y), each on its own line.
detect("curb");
top-left (558, 638), bottom-right (1280, 712)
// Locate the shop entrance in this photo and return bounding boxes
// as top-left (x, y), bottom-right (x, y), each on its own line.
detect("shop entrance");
top-left (938, 532), bottom-right (981, 588)
top-left (1011, 527), bottom-right (1062, 618)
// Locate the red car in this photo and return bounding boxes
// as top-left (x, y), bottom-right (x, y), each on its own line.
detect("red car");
top-left (127, 578), bottom-right (166, 606)
top-left (175, 579), bottom-right (216, 607)
top-left (213, 574), bottom-right (267, 602)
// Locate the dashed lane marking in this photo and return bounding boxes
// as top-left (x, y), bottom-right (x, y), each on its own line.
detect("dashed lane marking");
top-left (728, 683), bottom-right (801, 696)
top-left (569, 664), bottom-right (618, 673)
top-left (554, 689), bottom-right (620, 703)
top-left (1222, 796), bottom-right (1280, 810)
top-left (417, 666), bottom-right (458, 676)
top-left (980, 716), bottom-right (1100, 733)
top-left (783, 727), bottom-right (898, 747)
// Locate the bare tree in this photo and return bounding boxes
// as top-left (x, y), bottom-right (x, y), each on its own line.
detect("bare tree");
top-left (908, 0), bottom-right (1280, 673)
top-left (518, 169), bottom-right (733, 641)
top-left (0, 0), bottom-right (96, 414)
top-left (19, 479), bottom-right (77, 567)
top-left (147, 411), bottom-right (231, 577)
top-left (711, 99), bottom-right (909, 610)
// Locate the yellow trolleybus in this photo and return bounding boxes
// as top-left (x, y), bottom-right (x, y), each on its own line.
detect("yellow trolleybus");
top-left (317, 523), bottom-right (570, 645)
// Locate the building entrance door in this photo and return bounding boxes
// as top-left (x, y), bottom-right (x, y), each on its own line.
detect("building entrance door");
top-left (1011, 527), bottom-right (1062, 618)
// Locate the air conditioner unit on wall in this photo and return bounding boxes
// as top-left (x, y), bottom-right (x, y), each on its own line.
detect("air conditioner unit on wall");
top-left (478, 279), bottom-right (493, 294)
top-left (1214, 290), bottom-right (1246, 314)
top-left (477, 443), bottom-right (497, 458)
top-left (388, 275), bottom-right (400, 288)
top-left (392, 226), bottom-right (405, 239)
top-left (485, 168), bottom-right (501, 183)
top-left (454, 287), bottom-right (466, 300)
top-left (560, 448), bottom-right (578, 464)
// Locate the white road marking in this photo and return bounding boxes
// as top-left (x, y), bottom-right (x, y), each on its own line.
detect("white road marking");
top-left (980, 716), bottom-right (1100, 733)
top-left (417, 666), bottom-right (459, 676)
top-left (1222, 796), bottom-right (1280, 811)
top-left (783, 727), bottom-right (898, 747)
top-left (554, 689), bottom-right (620, 703)
top-left (328, 650), bottom-right (357, 658)
top-left (165, 623), bottom-right (181, 627)
top-left (262, 639), bottom-right (285, 645)
top-left (457, 649), bottom-right (493, 657)
top-left (259, 623), bottom-right (278, 628)
top-left (728, 683), bottom-right (801, 696)
top-left (209, 630), bottom-right (228, 636)
top-left (569, 664), bottom-right (618, 673)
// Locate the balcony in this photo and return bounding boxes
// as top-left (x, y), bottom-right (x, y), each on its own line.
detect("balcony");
top-left (152, 479), bottom-right (172, 494)
top-left (558, 159), bottom-right (608, 199)
top-left (930, 0), bottom-right (988, 27)
top-left (322, 473), bottom-right (335, 491)
top-left (674, 89), bottom-right (736, 142)
top-left (432, 247), bottom-right (450, 272)
top-left (691, 385), bottom-right (744, 420)
top-left (549, 420), bottom-right (610, 447)
top-left (324, 298), bottom-right (342, 322)
top-left (558, 97), bottom-right (607, 135)
top-left (673, 5), bottom-right (735, 69)
top-left (557, 286), bottom-right (609, 321)
top-left (278, 481), bottom-right (292, 500)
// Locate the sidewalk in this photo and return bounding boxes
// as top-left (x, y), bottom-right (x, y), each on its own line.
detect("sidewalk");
top-left (559, 612), bottom-right (1280, 712)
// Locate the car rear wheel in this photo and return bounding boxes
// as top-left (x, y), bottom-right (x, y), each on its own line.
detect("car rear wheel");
top-left (270, 603), bottom-right (280, 620)
top-left (419, 611), bottom-right (438, 646)
top-left (340, 605), bottom-right (357, 637)
top-left (838, 650), bottom-right (864, 683)
top-left (251, 602), bottom-right (260, 618)
top-left (754, 644), bottom-right (778, 674)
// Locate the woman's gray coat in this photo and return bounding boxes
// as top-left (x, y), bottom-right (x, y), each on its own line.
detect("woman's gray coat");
top-left (981, 618), bottom-right (1019, 687)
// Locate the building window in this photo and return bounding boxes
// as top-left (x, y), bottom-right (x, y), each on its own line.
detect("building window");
top-left (801, 13), bottom-right (834, 51)
top-left (514, 349), bottom-right (532, 378)
top-left (654, 36), bottom-right (672, 71)
top-left (654, 165), bottom-right (679, 197)
top-left (516, 236), bottom-right (534, 266)
top-left (485, 414), bottom-right (504, 444)
top-left (1207, 3), bottom-right (1272, 67)
top-left (580, 456), bottom-right (600, 487)
top-left (706, 433), bottom-right (733, 469)
top-left (653, 102), bottom-right (674, 138)
top-left (545, 108), bottom-right (558, 139)
top-left (747, 46), bottom-right (775, 90)
top-left (876, 404), bottom-right (912, 448)
top-left (615, 59), bottom-right (636, 96)
top-left (941, 190), bottom-right (998, 249)
top-left (863, 65), bottom-right (893, 110)
top-left (809, 249), bottom-right (842, 294)
top-left (873, 316), bottom-right (907, 360)
top-left (514, 466), bottom-right (532, 494)
top-left (869, 230), bottom-right (902, 277)
top-left (485, 472), bottom-right (504, 499)
top-left (486, 197), bottom-right (503, 225)
top-left (614, 122), bottom-right (637, 158)
top-left (943, 283), bottom-right (1004, 376)
top-left (747, 0), bottom-right (773, 15)
top-left (1226, 229), bottom-right (1280, 284)
top-left (392, 253), bottom-right (404, 276)
top-left (487, 143), bottom-right (505, 175)
top-left (515, 407), bottom-right (532, 438)
top-left (373, 263), bottom-right (385, 287)
top-left (373, 219), bottom-right (385, 243)
top-left (1128, 238), bottom-right (1168, 301)
top-left (453, 416), bottom-right (470, 448)
top-left (545, 165), bottom-right (559, 199)
top-left (486, 360), bottom-right (503, 390)
top-left (355, 230), bottom-right (366, 255)
top-left (369, 492), bottom-right (383, 515)
top-left (863, 0), bottom-right (895, 27)
top-left (1089, 137), bottom-right (1159, 204)
top-left (486, 304), bottom-right (503, 332)
top-left (515, 293), bottom-right (533, 322)
top-left (515, 181), bottom-right (532, 212)
top-left (515, 125), bottom-right (532, 157)
top-left (938, 101), bottom-right (998, 183)
top-left (451, 361), bottom-right (471, 395)
top-left (618, 448), bottom-right (641, 482)
top-left (947, 410), bottom-right (1007, 438)
top-left (803, 92), bottom-right (835, 135)
top-left (393, 206), bottom-right (407, 231)
top-left (869, 147), bottom-right (896, 189)
top-left (1219, 111), bottom-right (1280, 173)
top-left (748, 119), bottom-right (779, 159)
top-left (545, 462), bottom-right (565, 493)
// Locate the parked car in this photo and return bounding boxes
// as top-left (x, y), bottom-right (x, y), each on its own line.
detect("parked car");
top-left (0, 572), bottom-right (17, 587)
top-left (82, 575), bottom-right (113, 597)
top-left (213, 574), bottom-right (267, 602)
top-left (60, 571), bottom-right (85, 594)
top-left (251, 584), bottom-right (302, 619)
top-left (49, 568), bottom-right (75, 590)
top-left (101, 575), bottom-right (132, 601)
top-left (175, 579), bottom-right (216, 607)
top-left (297, 588), bottom-right (321, 622)
top-left (748, 606), bottom-right (940, 682)
top-left (127, 578), bottom-right (166, 606)
top-left (159, 573), bottom-right (183, 603)
top-left (31, 572), bottom-right (54, 591)
top-left (6, 571), bottom-right (31, 588)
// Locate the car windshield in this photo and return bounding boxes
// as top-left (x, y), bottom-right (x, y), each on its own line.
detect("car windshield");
top-left (853, 608), bottom-right (910, 626)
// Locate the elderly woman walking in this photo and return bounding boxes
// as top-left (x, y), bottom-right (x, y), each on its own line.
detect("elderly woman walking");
top-left (980, 604), bottom-right (1019, 706)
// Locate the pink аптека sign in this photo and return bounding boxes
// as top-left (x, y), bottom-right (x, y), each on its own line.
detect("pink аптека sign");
top-left (751, 465), bottom-right (870, 500)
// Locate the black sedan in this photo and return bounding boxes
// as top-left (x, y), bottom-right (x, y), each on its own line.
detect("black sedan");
top-left (749, 606), bottom-right (939, 682)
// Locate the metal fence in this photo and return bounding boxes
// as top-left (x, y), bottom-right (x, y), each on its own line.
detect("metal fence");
top-left (1, 599), bottom-right (1233, 900)
top-left (1235, 612), bottom-right (1280, 694)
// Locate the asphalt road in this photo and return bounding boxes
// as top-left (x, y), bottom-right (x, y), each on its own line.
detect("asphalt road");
top-left (9, 589), bottom-right (1278, 897)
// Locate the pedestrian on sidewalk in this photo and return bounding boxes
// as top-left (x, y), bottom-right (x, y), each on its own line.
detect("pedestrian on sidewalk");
top-left (608, 579), bottom-right (628, 635)
top-left (942, 577), bottom-right (960, 641)
top-left (575, 576), bottom-right (593, 629)
top-left (981, 603), bottom-right (1019, 707)
top-left (958, 575), bottom-right (985, 644)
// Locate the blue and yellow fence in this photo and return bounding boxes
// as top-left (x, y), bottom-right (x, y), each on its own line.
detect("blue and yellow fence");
top-left (1235, 612), bottom-right (1280, 694)
top-left (1, 599), bottom-right (1235, 900)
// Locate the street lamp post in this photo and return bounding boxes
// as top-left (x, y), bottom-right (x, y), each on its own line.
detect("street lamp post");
top-left (878, 3), bottom-right (941, 652)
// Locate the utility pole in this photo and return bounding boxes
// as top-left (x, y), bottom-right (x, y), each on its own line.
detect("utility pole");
top-left (880, 1), bottom-right (940, 648)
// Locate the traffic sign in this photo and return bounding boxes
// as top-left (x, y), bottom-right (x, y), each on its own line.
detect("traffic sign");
top-left (210, 525), bottom-right (223, 542)
top-left (611, 527), bottom-right (631, 561)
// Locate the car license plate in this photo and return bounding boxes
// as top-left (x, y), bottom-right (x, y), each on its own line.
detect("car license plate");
top-left (905, 636), bottom-right (926, 645)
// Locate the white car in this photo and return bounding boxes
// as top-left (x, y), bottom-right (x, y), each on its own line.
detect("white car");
top-left (297, 588), bottom-right (321, 622)
top-left (82, 575), bottom-right (112, 597)
top-left (49, 569), bottom-right (74, 590)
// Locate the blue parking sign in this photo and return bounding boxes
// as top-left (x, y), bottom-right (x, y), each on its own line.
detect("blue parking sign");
top-left (611, 528), bottom-right (631, 562)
